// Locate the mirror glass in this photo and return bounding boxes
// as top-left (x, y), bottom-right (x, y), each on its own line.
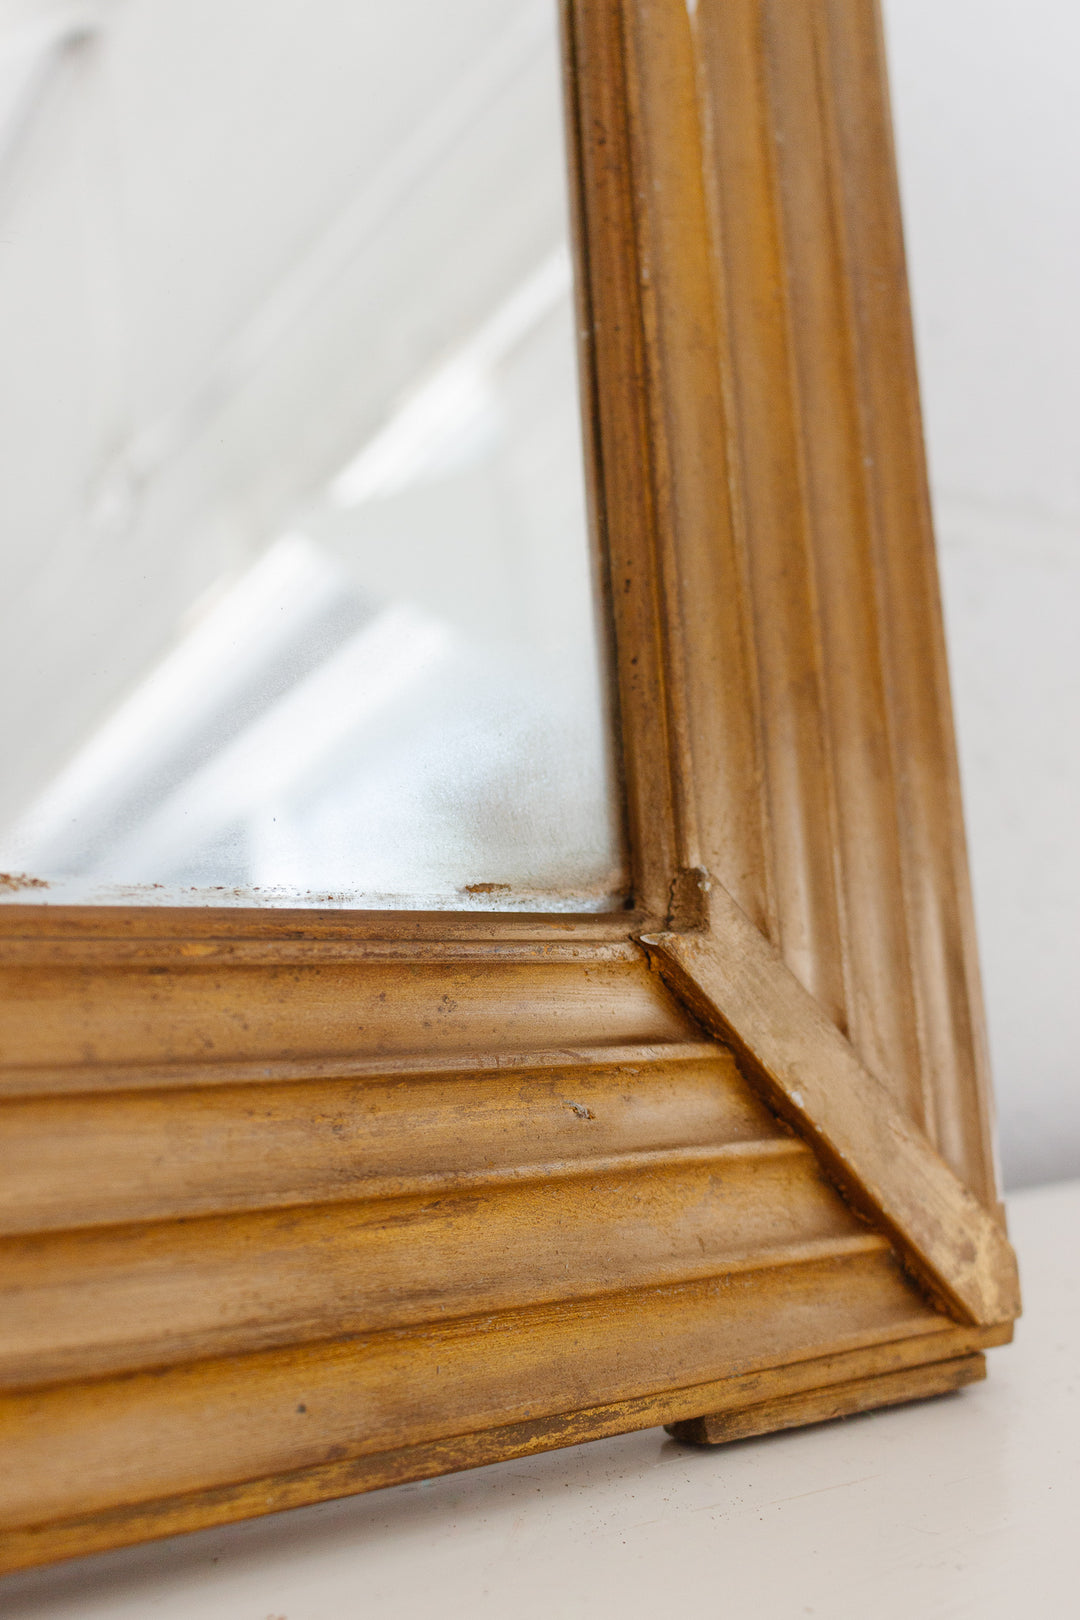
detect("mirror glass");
top-left (0, 0), bottom-right (625, 910)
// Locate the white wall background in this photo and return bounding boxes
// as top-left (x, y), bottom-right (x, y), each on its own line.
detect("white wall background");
top-left (882, 0), bottom-right (1080, 1188)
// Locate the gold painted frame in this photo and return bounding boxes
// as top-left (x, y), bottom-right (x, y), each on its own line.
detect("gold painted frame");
top-left (0, 0), bottom-right (1018, 1572)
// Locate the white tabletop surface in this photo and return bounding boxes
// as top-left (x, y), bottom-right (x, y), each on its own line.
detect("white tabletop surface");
top-left (4, 1179), bottom-right (1077, 1620)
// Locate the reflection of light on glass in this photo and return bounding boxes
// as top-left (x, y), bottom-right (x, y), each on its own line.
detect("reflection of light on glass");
top-left (2, 522), bottom-right (623, 908)
top-left (1, 534), bottom-right (377, 875)
top-left (110, 600), bottom-right (452, 882)
top-left (331, 245), bottom-right (572, 506)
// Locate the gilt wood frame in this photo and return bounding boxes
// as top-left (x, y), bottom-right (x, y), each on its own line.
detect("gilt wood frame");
top-left (0, 0), bottom-right (1019, 1573)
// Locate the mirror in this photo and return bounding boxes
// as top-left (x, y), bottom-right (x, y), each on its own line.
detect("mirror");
top-left (0, 0), bottom-right (625, 910)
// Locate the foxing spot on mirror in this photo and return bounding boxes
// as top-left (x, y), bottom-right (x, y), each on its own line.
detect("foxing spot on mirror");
top-left (0, 0), bottom-right (625, 910)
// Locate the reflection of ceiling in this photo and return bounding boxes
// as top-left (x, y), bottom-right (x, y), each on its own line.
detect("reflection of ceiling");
top-left (331, 246), bottom-right (571, 507)
top-left (0, 0), bottom-right (625, 907)
top-left (6, 536), bottom-right (377, 874)
top-left (0, 0), bottom-right (572, 814)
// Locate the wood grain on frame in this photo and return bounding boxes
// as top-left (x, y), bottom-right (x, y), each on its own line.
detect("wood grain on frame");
top-left (617, 0), bottom-right (998, 1198)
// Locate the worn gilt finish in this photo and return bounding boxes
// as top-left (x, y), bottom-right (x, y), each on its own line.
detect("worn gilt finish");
top-left (0, 0), bottom-right (1017, 1572)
